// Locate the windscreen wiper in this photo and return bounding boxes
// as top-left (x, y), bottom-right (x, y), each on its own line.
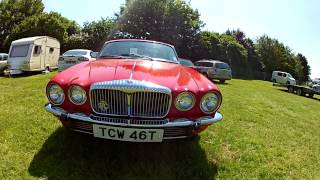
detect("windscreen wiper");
top-left (120, 53), bottom-right (154, 61)
top-left (99, 55), bottom-right (128, 59)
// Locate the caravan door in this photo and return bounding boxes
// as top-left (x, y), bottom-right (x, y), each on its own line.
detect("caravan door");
top-left (30, 44), bottom-right (43, 71)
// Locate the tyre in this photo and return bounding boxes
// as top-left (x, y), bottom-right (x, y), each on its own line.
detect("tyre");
top-left (220, 79), bottom-right (225, 83)
top-left (288, 86), bottom-right (294, 93)
top-left (272, 79), bottom-right (276, 83)
top-left (308, 94), bottom-right (314, 98)
top-left (296, 88), bottom-right (304, 96)
top-left (45, 66), bottom-right (51, 72)
top-left (1, 66), bottom-right (8, 75)
top-left (286, 81), bottom-right (290, 85)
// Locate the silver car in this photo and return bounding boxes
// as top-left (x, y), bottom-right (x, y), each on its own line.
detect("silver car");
top-left (195, 60), bottom-right (232, 83)
top-left (0, 53), bottom-right (8, 74)
top-left (58, 49), bottom-right (96, 72)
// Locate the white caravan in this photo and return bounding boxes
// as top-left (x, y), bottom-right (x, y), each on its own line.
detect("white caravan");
top-left (8, 36), bottom-right (60, 75)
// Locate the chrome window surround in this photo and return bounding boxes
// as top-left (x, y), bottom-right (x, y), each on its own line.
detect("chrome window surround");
top-left (89, 79), bottom-right (172, 118)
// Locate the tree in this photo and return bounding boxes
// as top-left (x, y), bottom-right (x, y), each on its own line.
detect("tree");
top-left (227, 29), bottom-right (264, 73)
top-left (255, 35), bottom-right (310, 82)
top-left (296, 53), bottom-right (310, 82)
top-left (4, 12), bottom-right (79, 52)
top-left (116, 0), bottom-right (204, 58)
top-left (82, 18), bottom-right (115, 51)
top-left (0, 0), bottom-right (44, 51)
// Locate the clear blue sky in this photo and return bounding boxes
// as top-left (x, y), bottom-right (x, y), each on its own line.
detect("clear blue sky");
top-left (43, 0), bottom-right (320, 78)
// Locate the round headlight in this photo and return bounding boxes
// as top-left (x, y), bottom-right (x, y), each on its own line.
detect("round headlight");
top-left (175, 92), bottom-right (195, 111)
top-left (200, 92), bottom-right (221, 113)
top-left (47, 84), bottom-right (64, 105)
top-left (69, 86), bottom-right (87, 105)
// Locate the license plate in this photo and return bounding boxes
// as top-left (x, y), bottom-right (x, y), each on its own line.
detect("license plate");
top-left (92, 124), bottom-right (164, 142)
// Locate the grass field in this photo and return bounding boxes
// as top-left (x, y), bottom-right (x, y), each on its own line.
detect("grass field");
top-left (0, 72), bottom-right (319, 179)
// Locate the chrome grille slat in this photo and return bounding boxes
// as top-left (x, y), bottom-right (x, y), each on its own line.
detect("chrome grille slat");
top-left (91, 115), bottom-right (169, 125)
top-left (90, 80), bottom-right (171, 118)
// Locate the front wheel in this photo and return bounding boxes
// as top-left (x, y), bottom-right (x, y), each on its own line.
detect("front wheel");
top-left (308, 94), bottom-right (314, 98)
top-left (296, 88), bottom-right (304, 96)
top-left (219, 79), bottom-right (226, 83)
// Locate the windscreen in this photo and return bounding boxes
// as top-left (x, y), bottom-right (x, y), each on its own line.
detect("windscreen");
top-left (10, 45), bottom-right (30, 57)
top-left (216, 63), bottom-right (230, 69)
top-left (100, 41), bottom-right (178, 62)
top-left (63, 50), bottom-right (88, 56)
top-left (195, 61), bottom-right (212, 67)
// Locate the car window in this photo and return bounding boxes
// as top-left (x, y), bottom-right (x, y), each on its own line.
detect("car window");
top-left (179, 59), bottom-right (194, 67)
top-left (277, 72), bottom-right (282, 76)
top-left (287, 73), bottom-right (292, 78)
top-left (3, 55), bottom-right (8, 60)
top-left (283, 73), bottom-right (287, 77)
top-left (90, 52), bottom-right (98, 58)
top-left (215, 63), bottom-right (230, 69)
top-left (10, 45), bottom-right (30, 57)
top-left (195, 61), bottom-right (212, 67)
top-left (63, 50), bottom-right (88, 56)
top-left (100, 41), bottom-right (178, 62)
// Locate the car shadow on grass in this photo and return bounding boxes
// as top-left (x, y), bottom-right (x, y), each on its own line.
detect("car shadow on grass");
top-left (28, 128), bottom-right (218, 180)
top-left (211, 80), bottom-right (231, 85)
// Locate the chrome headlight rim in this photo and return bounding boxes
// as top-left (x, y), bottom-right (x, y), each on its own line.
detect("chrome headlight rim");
top-left (200, 92), bottom-right (222, 114)
top-left (68, 85), bottom-right (87, 105)
top-left (47, 83), bottom-right (65, 105)
top-left (175, 91), bottom-right (196, 111)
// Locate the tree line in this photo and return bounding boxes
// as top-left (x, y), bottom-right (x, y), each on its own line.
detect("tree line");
top-left (0, 0), bottom-right (310, 82)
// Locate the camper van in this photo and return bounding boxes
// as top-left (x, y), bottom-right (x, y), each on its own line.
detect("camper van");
top-left (8, 36), bottom-right (60, 75)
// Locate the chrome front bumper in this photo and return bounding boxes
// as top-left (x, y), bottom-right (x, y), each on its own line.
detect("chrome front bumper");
top-left (45, 103), bottom-right (223, 139)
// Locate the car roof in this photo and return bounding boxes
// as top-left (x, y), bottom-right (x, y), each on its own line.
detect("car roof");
top-left (273, 71), bottom-right (289, 73)
top-left (196, 59), bottom-right (226, 63)
top-left (66, 49), bottom-right (91, 52)
top-left (179, 58), bottom-right (192, 62)
top-left (105, 39), bottom-right (175, 49)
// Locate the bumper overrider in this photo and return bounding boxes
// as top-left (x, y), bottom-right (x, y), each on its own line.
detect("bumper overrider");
top-left (45, 103), bottom-right (223, 141)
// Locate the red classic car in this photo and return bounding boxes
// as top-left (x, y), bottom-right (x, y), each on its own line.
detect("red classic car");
top-left (45, 39), bottom-right (223, 142)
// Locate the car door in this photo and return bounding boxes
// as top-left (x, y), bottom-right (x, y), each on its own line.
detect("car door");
top-left (276, 72), bottom-right (283, 83)
top-left (282, 73), bottom-right (288, 84)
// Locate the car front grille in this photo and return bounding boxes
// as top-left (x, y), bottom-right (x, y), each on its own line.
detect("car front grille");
top-left (90, 80), bottom-right (172, 118)
top-left (90, 115), bottom-right (169, 125)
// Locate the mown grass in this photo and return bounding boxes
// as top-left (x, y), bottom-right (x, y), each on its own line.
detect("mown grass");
top-left (0, 72), bottom-right (319, 179)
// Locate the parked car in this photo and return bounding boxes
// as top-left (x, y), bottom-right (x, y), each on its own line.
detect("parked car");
top-left (8, 36), bottom-right (60, 75)
top-left (195, 60), bottom-right (232, 83)
top-left (45, 39), bottom-right (223, 142)
top-left (271, 71), bottom-right (296, 85)
top-left (0, 53), bottom-right (8, 74)
top-left (179, 58), bottom-right (195, 67)
top-left (58, 49), bottom-right (96, 71)
top-left (311, 78), bottom-right (320, 85)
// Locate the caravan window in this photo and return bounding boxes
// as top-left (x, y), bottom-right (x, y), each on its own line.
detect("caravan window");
top-left (49, 48), bottom-right (54, 53)
top-left (10, 45), bottom-right (29, 57)
top-left (33, 45), bottom-right (41, 55)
